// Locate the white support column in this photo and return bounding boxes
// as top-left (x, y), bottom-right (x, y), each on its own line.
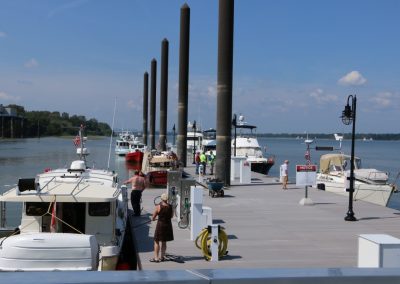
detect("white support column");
top-left (190, 186), bottom-right (203, 241)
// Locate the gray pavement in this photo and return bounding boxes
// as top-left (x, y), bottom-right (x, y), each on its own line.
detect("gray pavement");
top-left (130, 163), bottom-right (400, 270)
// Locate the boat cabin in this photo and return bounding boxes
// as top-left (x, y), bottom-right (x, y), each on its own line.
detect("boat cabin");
top-left (319, 154), bottom-right (361, 174)
top-left (0, 164), bottom-right (127, 246)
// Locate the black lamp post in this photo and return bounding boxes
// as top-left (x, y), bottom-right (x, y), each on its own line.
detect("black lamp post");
top-left (192, 120), bottom-right (197, 164)
top-left (232, 114), bottom-right (237, 156)
top-left (172, 124), bottom-right (176, 146)
top-left (341, 95), bottom-right (357, 222)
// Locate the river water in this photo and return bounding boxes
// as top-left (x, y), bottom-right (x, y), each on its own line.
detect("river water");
top-left (1, 136), bottom-right (399, 226)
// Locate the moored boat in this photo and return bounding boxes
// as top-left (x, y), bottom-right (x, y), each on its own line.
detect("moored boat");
top-left (316, 153), bottom-right (396, 207)
top-left (125, 139), bottom-right (146, 164)
top-left (232, 115), bottom-right (275, 175)
top-left (0, 126), bottom-right (135, 271)
top-left (142, 150), bottom-right (179, 186)
top-left (115, 131), bottom-right (134, 156)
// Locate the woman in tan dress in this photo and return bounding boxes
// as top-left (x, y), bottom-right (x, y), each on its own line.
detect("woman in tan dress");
top-left (150, 193), bottom-right (174, 262)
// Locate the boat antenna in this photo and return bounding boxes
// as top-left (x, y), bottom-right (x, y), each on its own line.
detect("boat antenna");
top-left (107, 97), bottom-right (117, 170)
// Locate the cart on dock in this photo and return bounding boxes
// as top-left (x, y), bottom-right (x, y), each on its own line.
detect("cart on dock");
top-left (206, 179), bottom-right (224, 198)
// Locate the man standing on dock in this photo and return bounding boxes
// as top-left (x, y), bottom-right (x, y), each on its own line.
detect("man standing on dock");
top-left (123, 171), bottom-right (147, 216)
top-left (280, 160), bottom-right (289, 189)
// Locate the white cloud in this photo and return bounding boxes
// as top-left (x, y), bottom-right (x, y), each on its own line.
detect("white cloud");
top-left (338, 71), bottom-right (367, 86)
top-left (48, 0), bottom-right (90, 18)
top-left (309, 88), bottom-right (338, 104)
top-left (0, 31), bottom-right (6, 38)
top-left (369, 92), bottom-right (400, 109)
top-left (24, 58), bottom-right (39, 68)
top-left (127, 99), bottom-right (141, 111)
top-left (0, 91), bottom-right (21, 102)
top-left (207, 85), bottom-right (216, 98)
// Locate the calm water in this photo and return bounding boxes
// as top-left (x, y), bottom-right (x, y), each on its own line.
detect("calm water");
top-left (1, 136), bottom-right (399, 226)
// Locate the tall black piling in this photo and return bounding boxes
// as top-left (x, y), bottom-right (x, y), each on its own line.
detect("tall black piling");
top-left (159, 39), bottom-right (169, 151)
top-left (216, 0), bottom-right (234, 186)
top-left (177, 3), bottom-right (190, 166)
top-left (142, 72), bottom-right (149, 146)
top-left (149, 59), bottom-right (157, 150)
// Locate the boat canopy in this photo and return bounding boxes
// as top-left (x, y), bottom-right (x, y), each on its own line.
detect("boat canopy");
top-left (319, 154), bottom-right (360, 174)
top-left (0, 179), bottom-right (120, 203)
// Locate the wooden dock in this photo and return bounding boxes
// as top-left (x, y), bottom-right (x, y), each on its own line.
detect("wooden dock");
top-left (130, 163), bottom-right (400, 270)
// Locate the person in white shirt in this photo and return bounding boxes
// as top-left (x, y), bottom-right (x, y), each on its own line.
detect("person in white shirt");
top-left (280, 160), bottom-right (289, 189)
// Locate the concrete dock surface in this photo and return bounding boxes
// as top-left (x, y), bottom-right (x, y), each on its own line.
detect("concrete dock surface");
top-left (130, 164), bottom-right (400, 270)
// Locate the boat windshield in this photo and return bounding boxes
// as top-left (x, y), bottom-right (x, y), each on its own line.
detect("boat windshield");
top-left (342, 157), bottom-right (362, 170)
top-left (203, 129), bottom-right (216, 140)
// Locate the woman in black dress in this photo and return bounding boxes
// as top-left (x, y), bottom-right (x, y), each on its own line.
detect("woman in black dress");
top-left (151, 193), bottom-right (174, 262)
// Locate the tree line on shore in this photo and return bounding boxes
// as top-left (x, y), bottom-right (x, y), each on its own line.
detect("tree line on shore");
top-left (2, 104), bottom-right (399, 140)
top-left (2, 104), bottom-right (111, 138)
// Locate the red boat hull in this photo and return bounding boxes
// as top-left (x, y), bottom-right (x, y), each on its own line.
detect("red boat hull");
top-left (125, 151), bottom-right (144, 163)
top-left (146, 170), bottom-right (168, 186)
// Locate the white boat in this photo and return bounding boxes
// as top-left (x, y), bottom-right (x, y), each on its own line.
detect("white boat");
top-left (0, 127), bottom-right (134, 271)
top-left (316, 153), bottom-right (396, 207)
top-left (115, 131), bottom-right (134, 156)
top-left (202, 128), bottom-right (216, 154)
top-left (232, 115), bottom-right (275, 175)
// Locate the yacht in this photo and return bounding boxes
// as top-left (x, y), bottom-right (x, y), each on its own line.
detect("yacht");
top-left (0, 126), bottom-right (134, 271)
top-left (232, 115), bottom-right (275, 175)
top-left (115, 131), bottom-right (134, 156)
top-left (316, 153), bottom-right (396, 207)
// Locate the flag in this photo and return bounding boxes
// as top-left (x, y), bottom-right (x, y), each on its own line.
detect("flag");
top-left (50, 201), bottom-right (57, 233)
top-left (73, 135), bottom-right (81, 147)
top-left (305, 149), bottom-right (311, 162)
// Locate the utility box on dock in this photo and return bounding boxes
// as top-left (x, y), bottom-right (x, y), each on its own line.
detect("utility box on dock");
top-left (358, 234), bottom-right (400, 267)
top-left (231, 156), bottom-right (246, 181)
top-left (240, 160), bottom-right (251, 184)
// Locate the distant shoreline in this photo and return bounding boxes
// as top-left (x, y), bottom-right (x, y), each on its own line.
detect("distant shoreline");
top-left (256, 133), bottom-right (400, 141)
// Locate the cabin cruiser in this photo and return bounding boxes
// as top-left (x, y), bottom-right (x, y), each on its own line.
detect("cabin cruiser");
top-left (125, 136), bottom-right (147, 164)
top-left (232, 115), bottom-right (275, 175)
top-left (0, 127), bottom-right (134, 271)
top-left (316, 153), bottom-right (396, 207)
top-left (115, 131), bottom-right (134, 156)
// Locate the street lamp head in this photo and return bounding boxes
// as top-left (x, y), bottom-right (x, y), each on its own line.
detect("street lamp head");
top-left (341, 104), bottom-right (353, 125)
top-left (232, 114), bottom-right (237, 126)
top-left (192, 120), bottom-right (196, 131)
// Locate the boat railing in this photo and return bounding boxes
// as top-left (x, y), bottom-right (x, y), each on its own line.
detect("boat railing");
top-left (38, 176), bottom-right (56, 193)
top-left (71, 176), bottom-right (85, 195)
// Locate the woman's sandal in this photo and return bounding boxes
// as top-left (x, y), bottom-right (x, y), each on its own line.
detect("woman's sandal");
top-left (149, 258), bottom-right (160, 263)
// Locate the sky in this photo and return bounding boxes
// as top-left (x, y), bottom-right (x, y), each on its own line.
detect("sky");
top-left (1, 0), bottom-right (399, 133)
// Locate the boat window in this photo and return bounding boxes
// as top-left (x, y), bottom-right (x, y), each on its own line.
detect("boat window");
top-left (89, 202), bottom-right (111, 216)
top-left (26, 202), bottom-right (50, 216)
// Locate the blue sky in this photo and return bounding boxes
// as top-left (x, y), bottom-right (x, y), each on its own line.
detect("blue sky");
top-left (1, 0), bottom-right (399, 133)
